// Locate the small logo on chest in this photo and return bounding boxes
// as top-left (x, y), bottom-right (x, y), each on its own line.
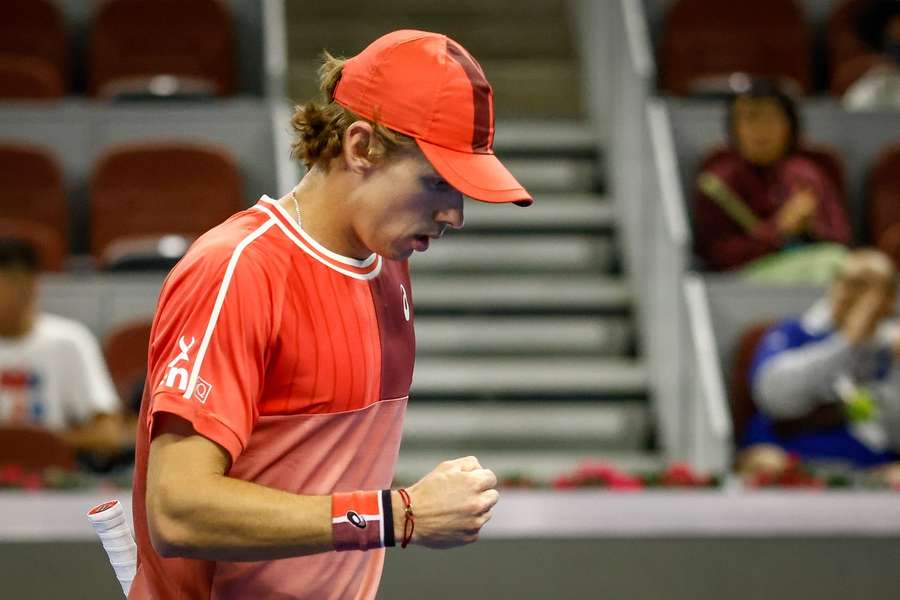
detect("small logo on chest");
top-left (400, 284), bottom-right (410, 322)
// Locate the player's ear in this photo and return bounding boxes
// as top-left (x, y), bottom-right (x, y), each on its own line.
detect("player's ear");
top-left (342, 121), bottom-right (378, 174)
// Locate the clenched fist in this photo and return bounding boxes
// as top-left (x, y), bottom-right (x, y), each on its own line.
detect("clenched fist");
top-left (392, 456), bottom-right (499, 549)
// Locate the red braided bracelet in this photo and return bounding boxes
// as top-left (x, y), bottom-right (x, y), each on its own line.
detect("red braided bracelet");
top-left (397, 488), bottom-right (415, 548)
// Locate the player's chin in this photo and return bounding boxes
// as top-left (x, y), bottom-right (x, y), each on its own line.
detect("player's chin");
top-left (384, 245), bottom-right (415, 261)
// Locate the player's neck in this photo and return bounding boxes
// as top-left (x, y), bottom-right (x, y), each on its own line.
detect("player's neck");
top-left (279, 167), bottom-right (372, 260)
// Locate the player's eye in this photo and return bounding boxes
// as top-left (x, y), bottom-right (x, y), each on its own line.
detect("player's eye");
top-left (422, 175), bottom-right (452, 192)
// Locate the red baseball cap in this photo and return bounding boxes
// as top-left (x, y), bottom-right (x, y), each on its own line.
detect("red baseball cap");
top-left (333, 30), bottom-right (533, 207)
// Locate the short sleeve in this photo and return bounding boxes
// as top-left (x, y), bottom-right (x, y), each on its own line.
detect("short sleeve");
top-left (147, 237), bottom-right (277, 464)
top-left (58, 319), bottom-right (121, 425)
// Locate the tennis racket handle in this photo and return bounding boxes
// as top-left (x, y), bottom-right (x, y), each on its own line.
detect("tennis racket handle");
top-left (87, 499), bottom-right (137, 597)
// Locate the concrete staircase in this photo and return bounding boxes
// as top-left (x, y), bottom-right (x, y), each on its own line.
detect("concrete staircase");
top-left (284, 4), bottom-right (656, 482)
top-left (396, 121), bottom-right (656, 483)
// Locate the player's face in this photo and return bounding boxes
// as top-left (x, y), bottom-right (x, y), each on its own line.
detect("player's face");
top-left (353, 152), bottom-right (464, 261)
top-left (732, 97), bottom-right (791, 167)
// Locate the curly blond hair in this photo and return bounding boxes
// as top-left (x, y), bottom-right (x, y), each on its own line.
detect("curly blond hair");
top-left (290, 52), bottom-right (414, 169)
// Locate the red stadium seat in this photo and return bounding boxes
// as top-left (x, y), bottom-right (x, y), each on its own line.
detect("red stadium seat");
top-left (0, 0), bottom-right (67, 99)
top-left (88, 0), bottom-right (235, 99)
top-left (0, 218), bottom-right (65, 272)
top-left (0, 143), bottom-right (69, 269)
top-left (89, 141), bottom-right (243, 266)
top-left (0, 56), bottom-right (65, 100)
top-left (660, 0), bottom-right (812, 95)
top-left (0, 426), bottom-right (75, 471)
top-left (868, 145), bottom-right (900, 267)
top-left (103, 320), bottom-right (152, 406)
top-left (826, 0), bottom-right (884, 95)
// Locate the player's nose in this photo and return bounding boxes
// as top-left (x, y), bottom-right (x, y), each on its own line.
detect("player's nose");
top-left (435, 196), bottom-right (464, 230)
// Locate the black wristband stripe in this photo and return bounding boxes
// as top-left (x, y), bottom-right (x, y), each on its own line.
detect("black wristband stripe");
top-left (381, 489), bottom-right (395, 547)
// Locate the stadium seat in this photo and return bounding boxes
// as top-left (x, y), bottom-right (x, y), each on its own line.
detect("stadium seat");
top-left (826, 0), bottom-right (882, 95)
top-left (89, 142), bottom-right (243, 268)
top-left (660, 0), bottom-right (812, 96)
top-left (0, 426), bottom-right (75, 471)
top-left (728, 320), bottom-right (774, 446)
top-left (88, 0), bottom-right (235, 99)
top-left (0, 143), bottom-right (69, 269)
top-left (103, 320), bottom-right (152, 410)
top-left (868, 145), bottom-right (900, 266)
top-left (697, 144), bottom-right (849, 207)
top-left (0, 0), bottom-right (67, 99)
top-left (0, 219), bottom-right (65, 272)
top-left (0, 56), bottom-right (65, 100)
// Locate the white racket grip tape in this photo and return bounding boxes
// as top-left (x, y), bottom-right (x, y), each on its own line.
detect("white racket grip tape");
top-left (87, 500), bottom-right (137, 597)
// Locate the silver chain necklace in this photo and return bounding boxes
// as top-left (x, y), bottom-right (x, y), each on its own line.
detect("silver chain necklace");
top-left (290, 189), bottom-right (301, 225)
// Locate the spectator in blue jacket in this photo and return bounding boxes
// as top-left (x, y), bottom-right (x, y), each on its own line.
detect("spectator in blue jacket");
top-left (739, 249), bottom-right (900, 483)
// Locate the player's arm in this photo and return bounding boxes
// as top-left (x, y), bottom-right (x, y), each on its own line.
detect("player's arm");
top-left (146, 412), bottom-right (332, 561)
top-left (146, 412), bottom-right (500, 561)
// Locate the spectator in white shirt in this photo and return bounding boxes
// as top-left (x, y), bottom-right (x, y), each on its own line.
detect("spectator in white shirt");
top-left (0, 239), bottom-right (123, 454)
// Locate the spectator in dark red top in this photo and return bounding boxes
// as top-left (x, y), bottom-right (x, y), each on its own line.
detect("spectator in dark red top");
top-left (693, 80), bottom-right (852, 272)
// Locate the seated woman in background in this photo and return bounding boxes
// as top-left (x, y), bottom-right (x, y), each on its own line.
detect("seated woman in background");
top-left (693, 80), bottom-right (852, 280)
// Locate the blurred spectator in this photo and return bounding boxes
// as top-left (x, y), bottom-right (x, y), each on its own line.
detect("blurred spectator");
top-left (693, 80), bottom-right (851, 279)
top-left (0, 239), bottom-right (124, 457)
top-left (739, 250), bottom-right (900, 480)
top-left (842, 0), bottom-right (900, 111)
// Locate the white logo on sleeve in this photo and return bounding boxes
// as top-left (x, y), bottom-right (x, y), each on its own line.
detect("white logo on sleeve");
top-left (161, 336), bottom-right (214, 402)
top-left (162, 336), bottom-right (195, 392)
top-left (400, 284), bottom-right (410, 322)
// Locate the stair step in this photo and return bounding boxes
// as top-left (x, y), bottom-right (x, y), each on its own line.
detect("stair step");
top-left (288, 0), bottom-right (567, 18)
top-left (479, 59), bottom-right (583, 119)
top-left (414, 316), bottom-right (632, 356)
top-left (502, 156), bottom-right (595, 193)
top-left (411, 235), bottom-right (614, 273)
top-left (401, 401), bottom-right (649, 450)
top-left (288, 58), bottom-right (583, 119)
top-left (460, 195), bottom-right (614, 232)
top-left (492, 121), bottom-right (597, 155)
top-left (394, 450), bottom-right (662, 484)
top-left (410, 357), bottom-right (648, 397)
top-left (410, 274), bottom-right (631, 314)
top-left (287, 18), bottom-right (573, 60)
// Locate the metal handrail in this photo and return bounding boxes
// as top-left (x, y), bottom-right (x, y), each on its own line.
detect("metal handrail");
top-left (647, 100), bottom-right (691, 249)
top-left (262, 0), bottom-right (288, 101)
top-left (683, 275), bottom-right (732, 442)
top-left (621, 0), bottom-right (655, 84)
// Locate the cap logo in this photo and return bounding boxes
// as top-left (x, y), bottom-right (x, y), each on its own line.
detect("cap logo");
top-left (446, 42), bottom-right (493, 152)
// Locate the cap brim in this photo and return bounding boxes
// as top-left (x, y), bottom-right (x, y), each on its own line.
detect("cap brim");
top-left (417, 139), bottom-right (533, 207)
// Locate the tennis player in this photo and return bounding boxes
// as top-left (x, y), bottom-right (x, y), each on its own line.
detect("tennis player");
top-left (128, 30), bottom-right (533, 598)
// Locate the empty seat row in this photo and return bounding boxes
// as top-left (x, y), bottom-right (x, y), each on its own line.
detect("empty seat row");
top-left (660, 0), bottom-right (897, 96)
top-left (0, 141), bottom-right (244, 270)
top-left (0, 0), bottom-right (234, 100)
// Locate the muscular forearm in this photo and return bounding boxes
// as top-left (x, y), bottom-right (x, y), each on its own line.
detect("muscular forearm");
top-left (149, 471), bottom-right (335, 561)
top-left (147, 418), bottom-right (497, 560)
top-left (147, 427), bottom-right (336, 561)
